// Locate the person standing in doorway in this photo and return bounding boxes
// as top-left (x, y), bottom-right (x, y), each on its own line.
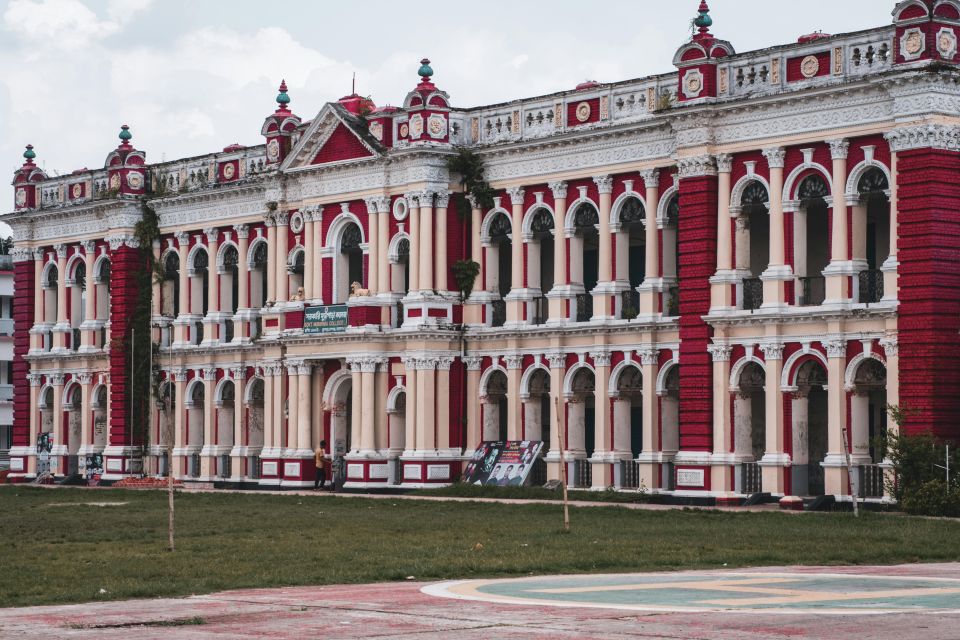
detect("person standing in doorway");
top-left (314, 441), bottom-right (328, 491)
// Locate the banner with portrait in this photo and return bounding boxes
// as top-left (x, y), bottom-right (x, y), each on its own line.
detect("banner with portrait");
top-left (462, 441), bottom-right (544, 487)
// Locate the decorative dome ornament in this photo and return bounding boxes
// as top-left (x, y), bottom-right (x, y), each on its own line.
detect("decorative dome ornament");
top-left (693, 0), bottom-right (713, 34)
top-left (23, 144), bottom-right (36, 162)
top-left (418, 58), bottom-right (434, 80)
top-left (276, 80), bottom-right (291, 108)
top-left (119, 125), bottom-right (132, 143)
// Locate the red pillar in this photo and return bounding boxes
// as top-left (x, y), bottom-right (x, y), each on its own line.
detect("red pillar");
top-left (896, 146), bottom-right (960, 438)
top-left (677, 163), bottom-right (718, 452)
top-left (12, 255), bottom-right (35, 451)
top-left (108, 244), bottom-right (147, 449)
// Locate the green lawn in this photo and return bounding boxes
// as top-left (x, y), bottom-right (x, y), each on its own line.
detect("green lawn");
top-left (2, 486), bottom-right (958, 608)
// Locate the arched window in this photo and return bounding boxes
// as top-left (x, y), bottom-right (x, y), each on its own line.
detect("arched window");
top-left (616, 197), bottom-right (646, 318)
top-left (95, 259), bottom-right (111, 322)
top-left (43, 264), bottom-right (58, 325)
top-left (251, 241), bottom-right (269, 309)
top-left (336, 223), bottom-right (364, 303)
top-left (288, 249), bottom-right (305, 300)
top-left (527, 208), bottom-right (554, 324)
top-left (190, 249), bottom-right (209, 316)
top-left (794, 175), bottom-right (831, 306)
top-left (856, 168), bottom-right (891, 302)
top-left (162, 253), bottom-right (180, 317)
top-left (71, 262), bottom-right (87, 329)
top-left (221, 246), bottom-right (239, 314)
top-left (572, 203), bottom-right (599, 322)
top-left (736, 182), bottom-right (770, 311)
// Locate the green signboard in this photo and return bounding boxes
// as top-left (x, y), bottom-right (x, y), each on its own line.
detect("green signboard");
top-left (304, 305), bottom-right (348, 334)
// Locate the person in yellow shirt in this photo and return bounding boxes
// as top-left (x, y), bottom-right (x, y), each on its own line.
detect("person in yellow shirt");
top-left (314, 440), bottom-right (328, 491)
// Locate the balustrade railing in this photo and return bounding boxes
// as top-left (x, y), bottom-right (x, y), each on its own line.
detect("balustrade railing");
top-left (859, 464), bottom-right (886, 498)
top-left (858, 269), bottom-right (883, 304)
top-left (620, 459), bottom-right (640, 489)
top-left (71, 328), bottom-right (81, 352)
top-left (666, 287), bottom-right (680, 317)
top-left (490, 300), bottom-right (506, 328)
top-left (621, 289), bottom-right (640, 320)
top-left (573, 458), bottom-right (593, 489)
top-left (576, 293), bottom-right (593, 323)
top-left (531, 296), bottom-right (548, 325)
top-left (798, 276), bottom-right (826, 307)
top-left (741, 462), bottom-right (763, 495)
top-left (743, 277), bottom-right (764, 311)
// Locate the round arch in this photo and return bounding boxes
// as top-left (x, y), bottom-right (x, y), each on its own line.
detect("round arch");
top-left (184, 377), bottom-right (206, 408)
top-left (243, 376), bottom-right (265, 406)
top-left (387, 232), bottom-right (411, 263)
top-left (287, 244), bottom-right (305, 269)
top-left (61, 379), bottom-right (82, 407)
top-left (845, 160), bottom-right (892, 201)
top-left (730, 174), bottom-right (772, 212)
top-left (186, 243), bottom-right (210, 274)
top-left (656, 185), bottom-right (680, 227)
top-left (564, 196), bottom-right (600, 233)
top-left (519, 362), bottom-right (551, 398)
top-left (38, 384), bottom-right (55, 409)
top-left (521, 203), bottom-right (557, 237)
top-left (325, 211), bottom-right (366, 249)
top-left (480, 206), bottom-right (512, 244)
top-left (611, 191), bottom-right (646, 229)
top-left (781, 348), bottom-right (829, 389)
top-left (608, 358), bottom-right (643, 395)
top-left (386, 385), bottom-right (407, 414)
top-left (479, 364), bottom-right (510, 397)
top-left (322, 368), bottom-right (352, 409)
top-left (729, 355), bottom-right (766, 391)
top-left (90, 382), bottom-right (109, 408)
top-left (65, 253), bottom-right (85, 284)
top-left (246, 236), bottom-right (269, 269)
top-left (844, 351), bottom-right (888, 390)
top-left (214, 375), bottom-right (235, 405)
top-left (656, 358), bottom-right (680, 396)
top-left (216, 241), bottom-right (240, 273)
top-left (93, 254), bottom-right (112, 282)
top-left (783, 161), bottom-right (832, 203)
top-left (562, 361), bottom-right (597, 398)
top-left (41, 261), bottom-right (59, 288)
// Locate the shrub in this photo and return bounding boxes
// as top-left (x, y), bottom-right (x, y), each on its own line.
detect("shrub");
top-left (900, 480), bottom-right (960, 518)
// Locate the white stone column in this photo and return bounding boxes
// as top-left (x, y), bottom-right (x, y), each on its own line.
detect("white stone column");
top-left (406, 194), bottom-right (421, 293)
top-left (78, 373), bottom-right (93, 457)
top-left (52, 245), bottom-right (68, 351)
top-left (230, 367), bottom-right (246, 478)
top-left (403, 358), bottom-right (418, 456)
top-left (419, 191), bottom-right (434, 291)
top-left (825, 139), bottom-right (851, 303)
top-left (759, 344), bottom-right (787, 495)
top-left (548, 182), bottom-right (568, 323)
top-left (275, 212), bottom-right (289, 303)
top-left (174, 232), bottom-right (191, 346)
top-left (709, 344), bottom-right (734, 492)
top-left (303, 211), bottom-right (315, 300)
top-left (639, 170), bottom-right (661, 316)
top-left (265, 217), bottom-right (277, 303)
top-left (593, 176), bottom-right (615, 320)
top-left (761, 148), bottom-right (790, 308)
top-left (825, 339), bottom-right (849, 496)
top-left (364, 199), bottom-right (379, 297)
top-left (203, 228), bottom-right (219, 345)
top-left (377, 198), bottom-right (391, 296)
top-left (711, 156), bottom-right (736, 311)
top-left (313, 209), bottom-right (325, 302)
top-left (81, 241), bottom-right (97, 350)
top-left (464, 357), bottom-right (483, 450)
top-left (200, 367), bottom-right (217, 478)
top-left (286, 365), bottom-right (300, 452)
top-left (172, 372), bottom-right (186, 477)
top-left (506, 187), bottom-right (525, 324)
top-left (505, 355), bottom-right (523, 440)
top-left (359, 359), bottom-right (377, 455)
top-left (436, 192), bottom-right (450, 292)
top-left (882, 152), bottom-right (899, 303)
top-left (591, 351), bottom-right (613, 488)
top-left (297, 363), bottom-right (312, 455)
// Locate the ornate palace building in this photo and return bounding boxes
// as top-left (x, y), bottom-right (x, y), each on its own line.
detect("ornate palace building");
top-left (5, 1), bottom-right (960, 501)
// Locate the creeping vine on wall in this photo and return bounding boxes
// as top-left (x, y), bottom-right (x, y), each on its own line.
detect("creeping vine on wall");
top-left (446, 146), bottom-right (496, 218)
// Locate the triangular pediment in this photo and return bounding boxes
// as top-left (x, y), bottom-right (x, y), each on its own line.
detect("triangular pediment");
top-left (282, 103), bottom-right (384, 170)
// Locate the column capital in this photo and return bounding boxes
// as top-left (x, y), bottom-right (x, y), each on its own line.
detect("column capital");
top-left (714, 154), bottom-right (733, 173)
top-left (639, 169), bottom-right (660, 189)
top-left (507, 186), bottom-right (526, 206)
top-left (33, 248), bottom-right (46, 262)
top-left (28, 373), bottom-right (43, 387)
top-left (50, 373), bottom-right (66, 386)
top-left (275, 212), bottom-right (290, 226)
top-left (54, 244), bottom-right (68, 259)
top-left (203, 228), bottom-right (219, 244)
top-left (363, 197), bottom-right (380, 215)
top-left (825, 339), bottom-right (847, 358)
top-left (435, 191), bottom-right (451, 209)
top-left (82, 240), bottom-right (97, 255)
top-left (202, 366), bottom-right (218, 380)
top-left (762, 147), bottom-right (786, 169)
top-left (677, 155), bottom-right (717, 178)
top-left (404, 192), bottom-right (422, 208)
top-left (592, 351), bottom-right (612, 368)
top-left (435, 356), bottom-right (455, 370)
top-left (759, 343), bottom-right (784, 361)
top-left (77, 372), bottom-right (94, 385)
top-left (546, 353), bottom-right (567, 370)
top-left (707, 343), bottom-right (733, 362)
top-left (548, 181), bottom-right (568, 200)
top-left (827, 138), bottom-right (850, 160)
top-left (885, 124), bottom-right (960, 153)
top-left (176, 231), bottom-right (191, 247)
top-left (229, 366), bottom-right (247, 380)
top-left (503, 354), bottom-right (524, 370)
top-left (465, 193), bottom-right (480, 210)
top-left (233, 224), bottom-right (249, 240)
top-left (879, 336), bottom-right (899, 357)
top-left (638, 347), bottom-right (659, 366)
top-left (592, 175), bottom-right (614, 194)
top-left (296, 363), bottom-right (314, 376)
top-left (462, 356), bottom-right (483, 371)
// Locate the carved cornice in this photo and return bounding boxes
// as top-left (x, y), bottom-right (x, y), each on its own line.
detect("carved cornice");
top-left (886, 124), bottom-right (960, 153)
top-left (677, 155), bottom-right (717, 178)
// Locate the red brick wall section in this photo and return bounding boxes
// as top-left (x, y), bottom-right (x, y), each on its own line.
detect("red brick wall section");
top-left (896, 148), bottom-right (960, 438)
top-left (12, 260), bottom-right (34, 447)
top-left (108, 245), bottom-right (145, 447)
top-left (677, 174), bottom-right (718, 451)
top-left (312, 125), bottom-right (373, 165)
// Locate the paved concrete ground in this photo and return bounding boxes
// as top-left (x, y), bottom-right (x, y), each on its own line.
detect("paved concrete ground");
top-left (1, 564), bottom-right (958, 639)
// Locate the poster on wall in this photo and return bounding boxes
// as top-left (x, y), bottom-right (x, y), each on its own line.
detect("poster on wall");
top-left (462, 441), bottom-right (544, 487)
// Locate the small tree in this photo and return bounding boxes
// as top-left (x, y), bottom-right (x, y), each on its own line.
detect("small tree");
top-left (885, 404), bottom-right (960, 517)
top-left (452, 260), bottom-right (481, 303)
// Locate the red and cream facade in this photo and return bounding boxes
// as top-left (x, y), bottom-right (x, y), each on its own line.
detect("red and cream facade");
top-left (6, 1), bottom-right (960, 499)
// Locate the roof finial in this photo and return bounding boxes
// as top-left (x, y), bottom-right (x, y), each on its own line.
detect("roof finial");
top-left (119, 125), bottom-right (132, 143)
top-left (418, 58), bottom-right (434, 80)
top-left (277, 79), bottom-right (291, 107)
top-left (352, 72), bottom-right (356, 96)
top-left (23, 144), bottom-right (36, 163)
top-left (694, 0), bottom-right (713, 35)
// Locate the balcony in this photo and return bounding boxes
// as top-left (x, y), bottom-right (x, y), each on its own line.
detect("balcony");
top-left (743, 277), bottom-right (763, 311)
top-left (858, 270), bottom-right (883, 304)
top-left (576, 293), bottom-right (593, 323)
top-left (798, 276), bottom-right (825, 307)
top-left (490, 300), bottom-right (506, 328)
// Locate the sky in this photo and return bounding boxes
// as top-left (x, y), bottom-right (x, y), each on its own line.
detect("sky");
top-left (0, 0), bottom-right (896, 237)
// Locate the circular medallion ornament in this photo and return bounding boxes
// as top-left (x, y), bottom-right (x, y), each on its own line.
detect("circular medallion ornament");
top-left (289, 212), bottom-right (304, 234)
top-left (575, 102), bottom-right (592, 123)
top-left (938, 29), bottom-right (957, 57)
top-left (429, 117), bottom-right (444, 136)
top-left (399, 123), bottom-right (410, 138)
top-left (126, 172), bottom-right (143, 190)
top-left (266, 139), bottom-right (280, 162)
top-left (905, 30), bottom-right (923, 55)
top-left (109, 173), bottom-right (121, 190)
top-left (393, 197), bottom-right (409, 221)
top-left (800, 55), bottom-right (820, 79)
top-left (15, 189), bottom-right (26, 207)
top-left (71, 184), bottom-right (82, 199)
top-left (685, 72), bottom-right (703, 96)
top-left (223, 163), bottom-right (236, 180)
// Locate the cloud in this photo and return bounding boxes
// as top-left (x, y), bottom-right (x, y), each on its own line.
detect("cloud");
top-left (3, 0), bottom-right (153, 50)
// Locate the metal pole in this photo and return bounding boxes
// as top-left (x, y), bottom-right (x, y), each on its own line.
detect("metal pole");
top-left (554, 396), bottom-right (570, 532)
top-left (841, 423), bottom-right (859, 517)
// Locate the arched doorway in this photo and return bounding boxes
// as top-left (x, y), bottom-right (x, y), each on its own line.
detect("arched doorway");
top-left (571, 202), bottom-right (599, 322)
top-left (249, 240), bottom-right (269, 309)
top-left (64, 383), bottom-right (82, 474)
top-left (659, 363), bottom-right (680, 488)
top-left (526, 207), bottom-right (554, 324)
top-left (92, 385), bottom-right (108, 451)
top-left (566, 366), bottom-right (596, 487)
top-left (69, 261), bottom-right (86, 351)
top-left (486, 211), bottom-right (512, 327)
top-left (856, 168), bottom-right (891, 304)
top-left (661, 196), bottom-right (680, 315)
top-left (522, 368), bottom-right (551, 446)
top-left (613, 363), bottom-right (643, 457)
top-left (325, 372), bottom-right (353, 464)
top-left (791, 359), bottom-right (828, 496)
top-left (481, 370), bottom-right (508, 442)
top-left (335, 222), bottom-right (364, 304)
top-left (736, 182), bottom-right (770, 311)
top-left (185, 380), bottom-right (205, 478)
top-left (157, 381), bottom-right (175, 477)
top-left (615, 196), bottom-right (646, 319)
top-left (216, 380), bottom-right (235, 478)
top-left (733, 360), bottom-right (766, 493)
top-left (794, 174), bottom-right (830, 306)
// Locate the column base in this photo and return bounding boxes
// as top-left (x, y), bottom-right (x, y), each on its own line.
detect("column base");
top-left (100, 446), bottom-right (143, 480)
top-left (342, 454), bottom-right (393, 488)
